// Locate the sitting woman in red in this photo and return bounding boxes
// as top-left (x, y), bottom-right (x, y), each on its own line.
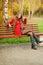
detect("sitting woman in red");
top-left (8, 17), bottom-right (22, 37)
top-left (8, 15), bottom-right (42, 50)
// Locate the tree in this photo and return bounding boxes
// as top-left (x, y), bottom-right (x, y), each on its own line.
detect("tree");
top-left (28, 0), bottom-right (31, 18)
top-left (4, 0), bottom-right (8, 24)
top-left (19, 0), bottom-right (24, 15)
top-left (31, 0), bottom-right (37, 17)
top-left (0, 0), bottom-right (2, 9)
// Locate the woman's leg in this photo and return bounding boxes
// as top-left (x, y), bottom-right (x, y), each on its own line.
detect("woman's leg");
top-left (28, 32), bottom-right (37, 50)
top-left (32, 32), bottom-right (41, 44)
top-left (22, 30), bottom-right (37, 50)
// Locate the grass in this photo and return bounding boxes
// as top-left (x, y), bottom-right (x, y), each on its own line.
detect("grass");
top-left (0, 20), bottom-right (43, 44)
top-left (0, 37), bottom-right (30, 44)
top-left (36, 20), bottom-right (43, 32)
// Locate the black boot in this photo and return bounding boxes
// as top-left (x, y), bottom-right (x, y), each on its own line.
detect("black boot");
top-left (38, 41), bottom-right (43, 43)
top-left (30, 34), bottom-right (37, 50)
top-left (31, 44), bottom-right (37, 50)
top-left (32, 32), bottom-right (42, 44)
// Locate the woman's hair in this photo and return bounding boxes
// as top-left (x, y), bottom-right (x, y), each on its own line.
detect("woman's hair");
top-left (16, 13), bottom-right (23, 20)
top-left (19, 15), bottom-right (22, 19)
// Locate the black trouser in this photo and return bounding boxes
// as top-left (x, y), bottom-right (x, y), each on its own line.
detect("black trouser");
top-left (30, 32), bottom-right (40, 48)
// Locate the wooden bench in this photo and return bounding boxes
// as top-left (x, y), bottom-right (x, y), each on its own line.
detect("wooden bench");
top-left (0, 24), bottom-right (43, 38)
top-left (30, 24), bottom-right (43, 36)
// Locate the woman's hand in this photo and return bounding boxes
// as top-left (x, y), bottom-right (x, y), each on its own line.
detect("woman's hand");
top-left (9, 24), bottom-right (11, 27)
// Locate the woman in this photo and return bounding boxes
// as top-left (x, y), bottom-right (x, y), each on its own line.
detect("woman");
top-left (8, 15), bottom-right (42, 50)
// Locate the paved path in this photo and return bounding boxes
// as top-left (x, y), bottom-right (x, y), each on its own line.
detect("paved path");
top-left (31, 17), bottom-right (43, 20)
top-left (27, 17), bottom-right (43, 24)
top-left (0, 43), bottom-right (43, 65)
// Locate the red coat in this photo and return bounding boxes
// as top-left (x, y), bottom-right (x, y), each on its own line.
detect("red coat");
top-left (23, 18), bottom-right (27, 24)
top-left (14, 20), bottom-right (22, 37)
top-left (8, 18), bottom-right (15, 25)
top-left (8, 18), bottom-right (22, 37)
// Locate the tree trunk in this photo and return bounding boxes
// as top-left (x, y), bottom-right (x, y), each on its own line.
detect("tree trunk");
top-left (19, 0), bottom-right (24, 15)
top-left (31, 0), bottom-right (37, 17)
top-left (28, 0), bottom-right (31, 18)
top-left (4, 0), bottom-right (8, 24)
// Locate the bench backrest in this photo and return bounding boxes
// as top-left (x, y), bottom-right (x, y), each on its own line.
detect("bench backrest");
top-left (0, 24), bottom-right (39, 36)
top-left (0, 25), bottom-right (14, 35)
top-left (30, 24), bottom-right (39, 34)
